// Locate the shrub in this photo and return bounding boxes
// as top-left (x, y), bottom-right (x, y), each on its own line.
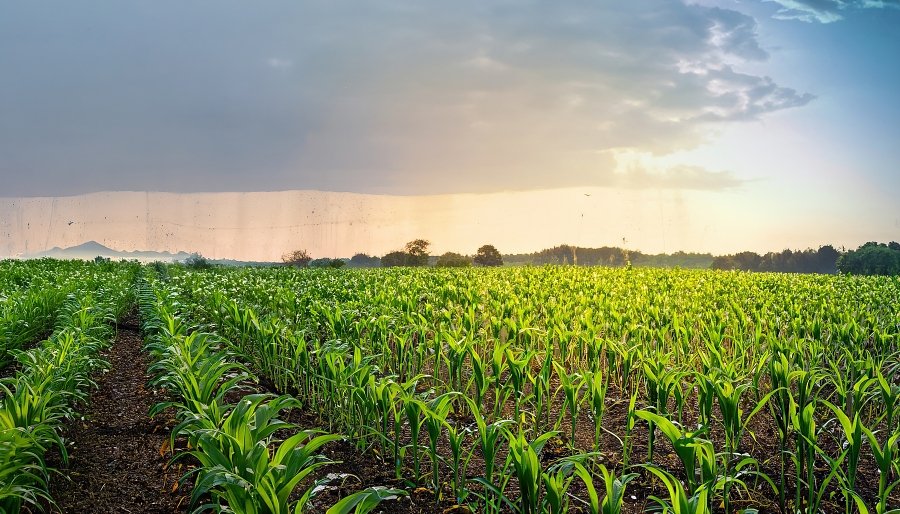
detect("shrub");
top-left (436, 252), bottom-right (472, 267)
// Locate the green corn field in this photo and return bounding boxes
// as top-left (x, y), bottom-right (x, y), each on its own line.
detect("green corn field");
top-left (1, 259), bottom-right (899, 513)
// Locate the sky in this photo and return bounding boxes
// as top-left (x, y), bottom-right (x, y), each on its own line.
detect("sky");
top-left (1, 1), bottom-right (898, 256)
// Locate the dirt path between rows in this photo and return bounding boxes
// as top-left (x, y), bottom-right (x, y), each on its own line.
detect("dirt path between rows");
top-left (48, 313), bottom-right (189, 513)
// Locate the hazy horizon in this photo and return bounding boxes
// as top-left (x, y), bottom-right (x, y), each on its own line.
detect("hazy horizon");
top-left (1, 2), bottom-right (897, 254)
top-left (0, 189), bottom-right (886, 262)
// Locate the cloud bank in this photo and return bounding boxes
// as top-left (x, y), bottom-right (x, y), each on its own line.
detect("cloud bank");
top-left (0, 1), bottom-right (813, 196)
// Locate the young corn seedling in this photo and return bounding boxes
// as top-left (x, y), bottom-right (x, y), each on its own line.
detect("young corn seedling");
top-left (368, 375), bottom-right (399, 462)
top-left (823, 400), bottom-right (865, 514)
top-left (533, 351), bottom-right (554, 431)
top-left (503, 428), bottom-right (558, 514)
top-left (585, 369), bottom-right (609, 452)
top-left (506, 348), bottom-right (535, 422)
top-left (694, 373), bottom-right (716, 430)
top-left (792, 399), bottom-right (821, 513)
top-left (422, 392), bottom-right (460, 501)
top-left (541, 458), bottom-right (580, 514)
top-left (402, 392), bottom-right (427, 485)
top-left (467, 345), bottom-right (489, 409)
top-left (636, 410), bottom-right (711, 496)
top-left (643, 357), bottom-right (680, 462)
top-left (644, 466), bottom-right (711, 514)
top-left (490, 342), bottom-right (511, 419)
top-left (444, 336), bottom-right (470, 393)
top-left (622, 391), bottom-right (638, 468)
top-left (875, 368), bottom-right (900, 429)
top-left (553, 361), bottom-right (585, 447)
top-left (712, 379), bottom-right (777, 513)
top-left (863, 427), bottom-right (900, 514)
top-left (767, 349), bottom-right (795, 514)
top-left (188, 395), bottom-right (341, 514)
top-left (465, 397), bottom-right (513, 514)
top-left (442, 418), bottom-right (471, 504)
top-left (573, 463), bottom-right (638, 514)
top-left (326, 486), bottom-right (409, 514)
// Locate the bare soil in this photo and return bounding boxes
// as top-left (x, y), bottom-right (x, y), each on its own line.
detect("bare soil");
top-left (46, 314), bottom-right (190, 514)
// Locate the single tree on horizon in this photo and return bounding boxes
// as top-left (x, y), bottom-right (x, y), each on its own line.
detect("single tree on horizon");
top-left (474, 244), bottom-right (503, 267)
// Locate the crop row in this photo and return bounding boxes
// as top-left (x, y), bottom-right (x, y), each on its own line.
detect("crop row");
top-left (138, 271), bottom-right (404, 514)
top-left (0, 260), bottom-right (129, 369)
top-left (161, 266), bottom-right (900, 513)
top-left (0, 263), bottom-right (134, 512)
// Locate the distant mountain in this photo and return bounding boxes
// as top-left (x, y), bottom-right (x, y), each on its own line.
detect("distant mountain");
top-left (30, 241), bottom-right (192, 263)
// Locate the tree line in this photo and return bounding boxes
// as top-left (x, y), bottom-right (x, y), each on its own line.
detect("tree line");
top-left (282, 240), bottom-right (504, 269)
top-left (711, 246), bottom-right (840, 274)
top-left (280, 241), bottom-right (900, 276)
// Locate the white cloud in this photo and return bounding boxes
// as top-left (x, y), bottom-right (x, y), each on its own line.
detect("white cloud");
top-left (764, 0), bottom-right (899, 23)
top-left (274, 0), bottom-right (814, 192)
top-left (608, 149), bottom-right (744, 190)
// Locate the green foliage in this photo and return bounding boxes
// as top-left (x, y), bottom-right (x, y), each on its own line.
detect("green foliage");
top-left (147, 264), bottom-right (900, 513)
top-left (473, 245), bottom-right (503, 267)
top-left (348, 253), bottom-right (380, 268)
top-left (838, 242), bottom-right (900, 275)
top-left (380, 250), bottom-right (412, 267)
top-left (436, 252), bottom-right (472, 267)
top-left (0, 261), bottom-right (133, 512)
top-left (404, 239), bottom-right (430, 266)
top-left (184, 252), bottom-right (213, 269)
top-left (326, 487), bottom-right (408, 514)
top-left (310, 258), bottom-right (346, 268)
top-left (711, 245), bottom-right (841, 273)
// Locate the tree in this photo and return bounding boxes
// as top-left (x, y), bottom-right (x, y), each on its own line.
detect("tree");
top-left (473, 244), bottom-right (503, 267)
top-left (184, 252), bottom-right (213, 269)
top-left (436, 252), bottom-right (472, 267)
top-left (815, 245), bottom-right (840, 274)
top-left (282, 249), bottom-right (312, 268)
top-left (309, 258), bottom-right (346, 268)
top-left (404, 239), bottom-right (431, 267)
top-left (349, 253), bottom-right (381, 268)
top-left (838, 243), bottom-right (900, 276)
top-left (381, 251), bottom-right (411, 267)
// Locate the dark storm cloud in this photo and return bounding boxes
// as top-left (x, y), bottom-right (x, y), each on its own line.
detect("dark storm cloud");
top-left (0, 1), bottom-right (811, 196)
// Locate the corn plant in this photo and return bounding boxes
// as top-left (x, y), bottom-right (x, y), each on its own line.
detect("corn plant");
top-left (466, 397), bottom-right (513, 514)
top-left (712, 377), bottom-right (776, 513)
top-left (187, 395), bottom-right (341, 514)
top-left (645, 466), bottom-right (711, 514)
top-left (503, 428), bottom-right (558, 514)
top-left (554, 361), bottom-right (585, 447)
top-left (573, 463), bottom-right (638, 514)
top-left (326, 486), bottom-right (409, 514)
top-left (422, 392), bottom-right (460, 500)
top-left (585, 369), bottom-right (608, 452)
top-left (823, 400), bottom-right (865, 514)
top-left (443, 418), bottom-right (471, 504)
top-left (636, 410), bottom-right (712, 496)
top-left (863, 427), bottom-right (900, 514)
top-left (875, 368), bottom-right (900, 429)
top-left (155, 263), bottom-right (900, 512)
top-left (0, 267), bottom-right (130, 513)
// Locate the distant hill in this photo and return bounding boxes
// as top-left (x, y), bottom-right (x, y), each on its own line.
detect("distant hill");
top-left (29, 241), bottom-right (192, 263)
